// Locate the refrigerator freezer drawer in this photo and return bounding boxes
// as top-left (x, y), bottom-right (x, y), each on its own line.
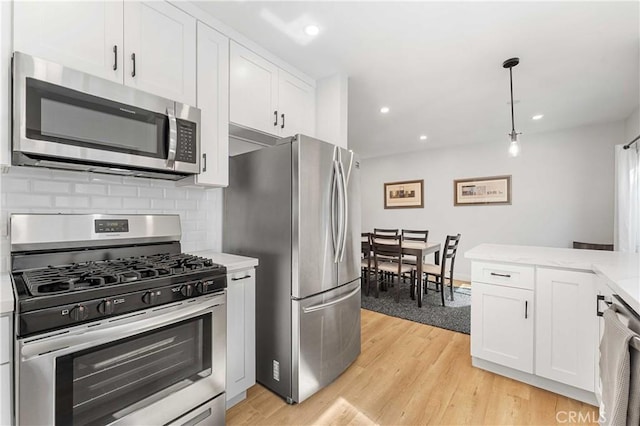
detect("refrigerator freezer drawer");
top-left (292, 280), bottom-right (361, 403)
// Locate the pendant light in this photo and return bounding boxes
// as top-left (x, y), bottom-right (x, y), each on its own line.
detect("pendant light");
top-left (503, 57), bottom-right (521, 157)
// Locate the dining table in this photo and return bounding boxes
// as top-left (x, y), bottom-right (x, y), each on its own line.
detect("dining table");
top-left (372, 237), bottom-right (442, 307)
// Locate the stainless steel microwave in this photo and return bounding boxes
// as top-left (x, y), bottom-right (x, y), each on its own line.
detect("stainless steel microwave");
top-left (12, 52), bottom-right (200, 180)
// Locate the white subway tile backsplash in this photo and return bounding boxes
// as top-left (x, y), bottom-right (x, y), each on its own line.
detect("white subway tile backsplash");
top-left (138, 187), bottom-right (163, 198)
top-left (177, 199), bottom-right (197, 210)
top-left (122, 198), bottom-right (151, 209)
top-left (150, 199), bottom-right (175, 210)
top-left (109, 186), bottom-right (138, 197)
top-left (54, 196), bottom-right (90, 208)
top-left (164, 188), bottom-right (187, 200)
top-left (0, 167), bottom-right (223, 273)
top-left (32, 180), bottom-right (71, 193)
top-left (91, 196), bottom-right (122, 209)
top-left (7, 193), bottom-right (51, 207)
top-left (2, 177), bottom-right (30, 193)
top-left (74, 183), bottom-right (107, 195)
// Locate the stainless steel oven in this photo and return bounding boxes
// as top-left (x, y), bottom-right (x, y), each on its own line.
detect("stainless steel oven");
top-left (12, 52), bottom-right (200, 180)
top-left (17, 292), bottom-right (225, 426)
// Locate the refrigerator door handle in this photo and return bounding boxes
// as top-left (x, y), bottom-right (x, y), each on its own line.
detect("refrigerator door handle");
top-left (337, 159), bottom-right (348, 262)
top-left (334, 160), bottom-right (346, 263)
top-left (331, 160), bottom-right (340, 263)
top-left (302, 287), bottom-right (360, 313)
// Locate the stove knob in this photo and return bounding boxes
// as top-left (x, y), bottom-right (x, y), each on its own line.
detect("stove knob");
top-left (194, 281), bottom-right (204, 295)
top-left (180, 284), bottom-right (194, 297)
top-left (97, 300), bottom-right (114, 315)
top-left (70, 304), bottom-right (89, 322)
top-left (142, 291), bottom-right (158, 305)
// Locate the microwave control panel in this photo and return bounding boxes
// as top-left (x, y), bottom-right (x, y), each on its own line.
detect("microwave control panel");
top-left (175, 120), bottom-right (197, 164)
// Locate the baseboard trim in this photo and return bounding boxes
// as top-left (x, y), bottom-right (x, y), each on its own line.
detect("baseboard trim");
top-left (225, 391), bottom-right (247, 409)
top-left (472, 357), bottom-right (598, 407)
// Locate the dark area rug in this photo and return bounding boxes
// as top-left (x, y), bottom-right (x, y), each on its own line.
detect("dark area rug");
top-left (361, 279), bottom-right (471, 334)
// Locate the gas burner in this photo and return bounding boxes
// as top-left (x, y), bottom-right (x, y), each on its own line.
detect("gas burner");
top-left (20, 253), bottom-right (221, 296)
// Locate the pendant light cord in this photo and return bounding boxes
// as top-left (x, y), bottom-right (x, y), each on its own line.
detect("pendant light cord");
top-left (509, 67), bottom-right (515, 133)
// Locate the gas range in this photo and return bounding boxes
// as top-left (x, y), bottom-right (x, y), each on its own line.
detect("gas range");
top-left (11, 214), bottom-right (228, 426)
top-left (10, 214), bottom-right (227, 337)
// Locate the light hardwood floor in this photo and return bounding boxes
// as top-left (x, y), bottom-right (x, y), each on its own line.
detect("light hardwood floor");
top-left (227, 309), bottom-right (598, 426)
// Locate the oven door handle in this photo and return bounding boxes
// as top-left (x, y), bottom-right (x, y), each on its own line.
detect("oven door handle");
top-left (166, 105), bottom-right (178, 168)
top-left (21, 297), bottom-right (224, 360)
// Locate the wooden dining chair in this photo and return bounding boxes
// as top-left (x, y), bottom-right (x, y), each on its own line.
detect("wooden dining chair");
top-left (421, 234), bottom-right (461, 306)
top-left (373, 228), bottom-right (400, 282)
top-left (573, 241), bottom-right (614, 251)
top-left (371, 234), bottom-right (413, 302)
top-left (401, 229), bottom-right (429, 265)
top-left (361, 233), bottom-right (373, 295)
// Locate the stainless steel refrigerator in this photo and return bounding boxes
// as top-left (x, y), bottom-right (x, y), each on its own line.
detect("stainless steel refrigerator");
top-left (223, 134), bottom-right (361, 404)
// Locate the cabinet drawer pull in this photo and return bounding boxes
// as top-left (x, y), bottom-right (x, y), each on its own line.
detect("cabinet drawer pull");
top-left (202, 153), bottom-right (207, 172)
top-left (525, 300), bottom-right (528, 319)
top-left (131, 53), bottom-right (136, 77)
top-left (231, 275), bottom-right (251, 281)
top-left (490, 272), bottom-right (511, 278)
top-left (281, 113), bottom-right (285, 129)
top-left (274, 110), bottom-right (278, 126)
top-left (113, 45), bottom-right (118, 70)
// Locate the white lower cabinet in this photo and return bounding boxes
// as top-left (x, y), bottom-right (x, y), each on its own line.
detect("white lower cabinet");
top-left (471, 282), bottom-right (534, 373)
top-left (1, 314), bottom-right (11, 426)
top-left (0, 363), bottom-right (9, 426)
top-left (226, 268), bottom-right (256, 407)
top-left (536, 268), bottom-right (597, 391)
top-left (471, 261), bottom-right (599, 403)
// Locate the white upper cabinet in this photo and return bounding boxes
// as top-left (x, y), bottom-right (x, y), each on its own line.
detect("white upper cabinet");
top-left (178, 22), bottom-right (229, 188)
top-left (14, 1), bottom-right (196, 106)
top-left (124, 2), bottom-right (196, 106)
top-left (230, 41), bottom-right (315, 138)
top-left (230, 41), bottom-right (279, 135)
top-left (278, 70), bottom-right (315, 137)
top-left (14, 1), bottom-right (124, 83)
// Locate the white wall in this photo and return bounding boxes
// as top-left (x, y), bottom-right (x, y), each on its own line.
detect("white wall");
top-left (625, 106), bottom-right (639, 143)
top-left (0, 167), bottom-right (223, 273)
top-left (360, 121), bottom-right (625, 280)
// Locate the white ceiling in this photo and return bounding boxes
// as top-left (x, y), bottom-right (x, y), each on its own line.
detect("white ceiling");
top-left (194, 1), bottom-right (640, 159)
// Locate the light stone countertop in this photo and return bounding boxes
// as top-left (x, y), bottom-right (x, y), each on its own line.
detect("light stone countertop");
top-left (1, 274), bottom-right (14, 314)
top-left (189, 251), bottom-right (259, 274)
top-left (465, 244), bottom-right (640, 313)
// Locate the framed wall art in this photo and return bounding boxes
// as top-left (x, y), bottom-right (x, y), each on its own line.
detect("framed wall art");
top-left (384, 179), bottom-right (424, 209)
top-left (454, 175), bottom-right (511, 206)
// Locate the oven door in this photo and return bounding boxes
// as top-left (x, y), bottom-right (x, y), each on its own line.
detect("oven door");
top-left (17, 293), bottom-right (225, 426)
top-left (13, 52), bottom-right (200, 175)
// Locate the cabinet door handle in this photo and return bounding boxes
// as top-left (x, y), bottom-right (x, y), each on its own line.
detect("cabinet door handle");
top-left (113, 45), bottom-right (118, 70)
top-left (525, 300), bottom-right (528, 319)
top-left (281, 113), bottom-right (285, 129)
top-left (490, 272), bottom-right (511, 278)
top-left (131, 53), bottom-right (136, 77)
top-left (202, 153), bottom-right (207, 172)
top-left (273, 110), bottom-right (278, 127)
top-left (231, 275), bottom-right (251, 281)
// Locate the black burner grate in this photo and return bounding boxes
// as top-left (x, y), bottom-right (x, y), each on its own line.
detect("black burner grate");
top-left (20, 253), bottom-right (217, 296)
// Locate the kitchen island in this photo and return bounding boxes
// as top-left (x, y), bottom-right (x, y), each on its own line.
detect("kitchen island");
top-left (465, 244), bottom-right (639, 406)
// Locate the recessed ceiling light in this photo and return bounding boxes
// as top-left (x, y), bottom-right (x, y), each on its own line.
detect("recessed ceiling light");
top-left (419, 135), bottom-right (428, 141)
top-left (380, 106), bottom-right (390, 114)
top-left (304, 25), bottom-right (320, 36)
top-left (532, 114), bottom-right (544, 120)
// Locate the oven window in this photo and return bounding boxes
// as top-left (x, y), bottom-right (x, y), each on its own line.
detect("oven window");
top-left (55, 314), bottom-right (212, 426)
top-left (25, 78), bottom-right (167, 159)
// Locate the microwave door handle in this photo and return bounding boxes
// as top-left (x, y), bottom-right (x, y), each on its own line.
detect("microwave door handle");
top-left (167, 106), bottom-right (177, 168)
